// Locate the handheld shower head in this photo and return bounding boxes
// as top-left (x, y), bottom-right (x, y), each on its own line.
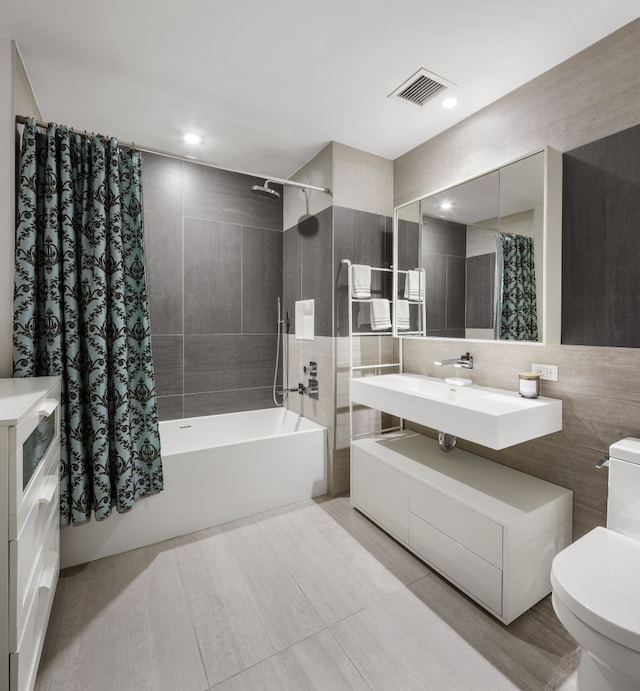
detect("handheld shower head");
top-left (251, 180), bottom-right (281, 199)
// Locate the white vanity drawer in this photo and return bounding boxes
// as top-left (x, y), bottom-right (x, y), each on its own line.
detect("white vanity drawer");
top-left (9, 390), bottom-right (60, 541)
top-left (409, 513), bottom-right (503, 616)
top-left (10, 492), bottom-right (59, 652)
top-left (351, 446), bottom-right (411, 543)
top-left (10, 439), bottom-right (59, 542)
top-left (410, 481), bottom-right (503, 568)
top-left (10, 547), bottom-right (59, 691)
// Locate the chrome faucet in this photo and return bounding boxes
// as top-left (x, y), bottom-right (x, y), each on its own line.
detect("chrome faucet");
top-left (434, 352), bottom-right (473, 369)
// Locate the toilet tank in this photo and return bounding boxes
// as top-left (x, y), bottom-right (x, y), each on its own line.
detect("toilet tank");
top-left (607, 438), bottom-right (640, 538)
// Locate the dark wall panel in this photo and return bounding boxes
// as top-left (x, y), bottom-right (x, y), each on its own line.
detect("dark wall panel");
top-left (143, 152), bottom-right (283, 419)
top-left (333, 207), bottom-right (392, 336)
top-left (184, 218), bottom-right (242, 334)
top-left (562, 124), bottom-right (640, 346)
top-left (183, 164), bottom-right (283, 230)
top-left (144, 210), bottom-right (183, 335)
top-left (283, 206), bottom-right (334, 337)
top-left (242, 226), bottom-right (282, 334)
top-left (396, 219), bottom-right (420, 272)
top-left (446, 256), bottom-right (466, 330)
top-left (466, 253), bottom-right (496, 329)
top-left (421, 217), bottom-right (467, 335)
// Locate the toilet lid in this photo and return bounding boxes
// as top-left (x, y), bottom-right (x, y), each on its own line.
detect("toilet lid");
top-left (551, 527), bottom-right (640, 651)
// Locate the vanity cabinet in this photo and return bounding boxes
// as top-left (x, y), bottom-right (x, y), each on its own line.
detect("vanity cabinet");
top-left (0, 377), bottom-right (61, 691)
top-left (351, 431), bottom-right (572, 624)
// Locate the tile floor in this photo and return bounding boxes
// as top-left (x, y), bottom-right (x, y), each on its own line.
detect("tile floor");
top-left (35, 496), bottom-right (580, 690)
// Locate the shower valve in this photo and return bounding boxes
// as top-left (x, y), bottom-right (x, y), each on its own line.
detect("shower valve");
top-left (304, 361), bottom-right (318, 376)
top-left (307, 379), bottom-right (319, 400)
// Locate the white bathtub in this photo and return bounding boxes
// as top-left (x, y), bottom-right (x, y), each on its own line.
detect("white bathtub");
top-left (60, 408), bottom-right (327, 568)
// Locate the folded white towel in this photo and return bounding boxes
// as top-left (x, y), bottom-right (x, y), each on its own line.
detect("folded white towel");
top-left (396, 299), bottom-right (410, 330)
top-left (351, 264), bottom-right (371, 299)
top-left (404, 270), bottom-right (424, 301)
top-left (370, 299), bottom-right (392, 330)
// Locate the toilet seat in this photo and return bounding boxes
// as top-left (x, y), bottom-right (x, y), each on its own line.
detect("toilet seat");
top-left (551, 527), bottom-right (640, 653)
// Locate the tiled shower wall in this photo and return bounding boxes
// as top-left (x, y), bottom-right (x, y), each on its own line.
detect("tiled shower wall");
top-left (142, 153), bottom-right (283, 420)
top-left (283, 194), bottom-right (395, 494)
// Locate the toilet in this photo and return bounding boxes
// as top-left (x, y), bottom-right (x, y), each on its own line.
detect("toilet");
top-left (551, 438), bottom-right (640, 691)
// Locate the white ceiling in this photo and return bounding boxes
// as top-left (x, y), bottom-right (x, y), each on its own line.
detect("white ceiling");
top-left (2, 0), bottom-right (639, 179)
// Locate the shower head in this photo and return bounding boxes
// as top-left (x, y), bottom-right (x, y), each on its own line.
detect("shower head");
top-left (251, 180), bottom-right (281, 199)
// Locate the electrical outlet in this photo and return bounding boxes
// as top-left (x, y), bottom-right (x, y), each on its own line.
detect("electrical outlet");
top-left (532, 363), bottom-right (559, 381)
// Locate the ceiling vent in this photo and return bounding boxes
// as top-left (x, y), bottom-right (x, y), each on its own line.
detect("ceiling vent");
top-left (389, 68), bottom-right (455, 108)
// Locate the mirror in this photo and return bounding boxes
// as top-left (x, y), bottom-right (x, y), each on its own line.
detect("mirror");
top-left (393, 149), bottom-right (561, 343)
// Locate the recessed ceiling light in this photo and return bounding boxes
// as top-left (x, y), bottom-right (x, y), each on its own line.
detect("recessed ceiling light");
top-left (441, 97), bottom-right (458, 109)
top-left (183, 133), bottom-right (203, 145)
top-left (439, 201), bottom-right (453, 210)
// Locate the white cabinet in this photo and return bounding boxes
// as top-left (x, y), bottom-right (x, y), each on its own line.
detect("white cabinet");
top-left (0, 377), bottom-right (61, 691)
top-left (351, 431), bottom-right (572, 624)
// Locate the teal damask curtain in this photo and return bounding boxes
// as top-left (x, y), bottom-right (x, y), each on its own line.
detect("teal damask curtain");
top-left (13, 119), bottom-right (163, 525)
top-left (497, 234), bottom-right (538, 341)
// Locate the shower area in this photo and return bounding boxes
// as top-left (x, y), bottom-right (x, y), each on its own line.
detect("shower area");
top-left (143, 152), bottom-right (288, 420)
top-left (143, 143), bottom-right (395, 497)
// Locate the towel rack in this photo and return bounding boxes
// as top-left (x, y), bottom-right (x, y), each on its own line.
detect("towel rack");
top-left (341, 259), bottom-right (403, 442)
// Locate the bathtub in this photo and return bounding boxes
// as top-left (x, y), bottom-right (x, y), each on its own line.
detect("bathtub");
top-left (60, 408), bottom-right (327, 568)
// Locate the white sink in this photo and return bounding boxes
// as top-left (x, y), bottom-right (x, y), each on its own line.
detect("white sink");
top-left (350, 373), bottom-right (562, 449)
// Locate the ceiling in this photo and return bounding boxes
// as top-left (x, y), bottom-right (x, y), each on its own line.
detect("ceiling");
top-left (2, 0), bottom-right (639, 179)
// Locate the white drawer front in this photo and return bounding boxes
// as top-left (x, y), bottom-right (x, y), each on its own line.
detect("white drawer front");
top-left (10, 494), bottom-right (59, 652)
top-left (11, 441), bottom-right (59, 542)
top-left (352, 446), bottom-right (411, 543)
top-left (10, 393), bottom-right (60, 535)
top-left (10, 548), bottom-right (59, 691)
top-left (410, 481), bottom-right (503, 568)
top-left (409, 513), bottom-right (503, 616)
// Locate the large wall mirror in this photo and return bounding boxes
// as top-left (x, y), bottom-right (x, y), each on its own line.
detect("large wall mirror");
top-left (393, 148), bottom-right (562, 343)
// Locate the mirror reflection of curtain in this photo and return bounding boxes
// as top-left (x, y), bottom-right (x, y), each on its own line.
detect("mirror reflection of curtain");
top-left (497, 234), bottom-right (538, 341)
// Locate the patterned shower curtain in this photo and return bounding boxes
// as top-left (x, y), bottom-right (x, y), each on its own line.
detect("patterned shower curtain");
top-left (497, 234), bottom-right (539, 341)
top-left (13, 119), bottom-right (163, 525)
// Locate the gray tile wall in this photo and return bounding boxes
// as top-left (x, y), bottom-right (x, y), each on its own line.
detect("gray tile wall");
top-left (334, 207), bottom-right (393, 337)
top-left (142, 153), bottom-right (283, 420)
top-left (466, 253), bottom-right (496, 329)
top-left (283, 206), bottom-right (393, 339)
top-left (282, 203), bottom-right (393, 495)
top-left (283, 206), bottom-right (335, 338)
top-left (421, 217), bottom-right (466, 337)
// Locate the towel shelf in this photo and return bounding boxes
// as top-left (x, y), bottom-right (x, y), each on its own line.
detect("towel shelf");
top-left (341, 259), bottom-right (402, 441)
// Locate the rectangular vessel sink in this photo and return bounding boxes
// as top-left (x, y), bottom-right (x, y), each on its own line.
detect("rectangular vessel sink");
top-left (350, 373), bottom-right (562, 449)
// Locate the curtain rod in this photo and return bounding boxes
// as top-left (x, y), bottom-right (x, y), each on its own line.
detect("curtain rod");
top-left (15, 115), bottom-right (332, 195)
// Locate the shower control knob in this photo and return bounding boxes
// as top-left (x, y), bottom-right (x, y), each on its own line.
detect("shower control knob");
top-left (304, 361), bottom-right (318, 376)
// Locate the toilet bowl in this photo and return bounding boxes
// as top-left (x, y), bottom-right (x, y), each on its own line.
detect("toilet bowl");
top-left (551, 527), bottom-right (640, 690)
top-left (551, 438), bottom-right (640, 691)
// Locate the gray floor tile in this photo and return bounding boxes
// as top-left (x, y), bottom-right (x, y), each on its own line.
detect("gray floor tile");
top-left (173, 519), bottom-right (325, 686)
top-left (255, 500), bottom-right (416, 625)
top-left (35, 542), bottom-right (208, 691)
top-left (210, 629), bottom-right (370, 691)
top-left (331, 572), bottom-right (579, 691)
top-left (36, 496), bottom-right (579, 691)
top-left (330, 578), bottom-right (519, 691)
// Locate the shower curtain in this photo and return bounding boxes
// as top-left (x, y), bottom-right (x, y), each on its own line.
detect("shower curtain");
top-left (13, 119), bottom-right (163, 525)
top-left (497, 234), bottom-right (538, 341)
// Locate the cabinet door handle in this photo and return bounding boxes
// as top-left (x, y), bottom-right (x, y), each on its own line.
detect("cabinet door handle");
top-left (38, 398), bottom-right (57, 418)
top-left (38, 552), bottom-right (59, 592)
top-left (38, 476), bottom-right (58, 505)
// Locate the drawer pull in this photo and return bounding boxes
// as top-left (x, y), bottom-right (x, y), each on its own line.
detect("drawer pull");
top-left (38, 552), bottom-right (59, 592)
top-left (38, 399), bottom-right (57, 418)
top-left (38, 476), bottom-right (58, 505)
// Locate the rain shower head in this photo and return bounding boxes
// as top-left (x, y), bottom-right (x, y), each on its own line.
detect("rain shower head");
top-left (251, 180), bottom-right (281, 199)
